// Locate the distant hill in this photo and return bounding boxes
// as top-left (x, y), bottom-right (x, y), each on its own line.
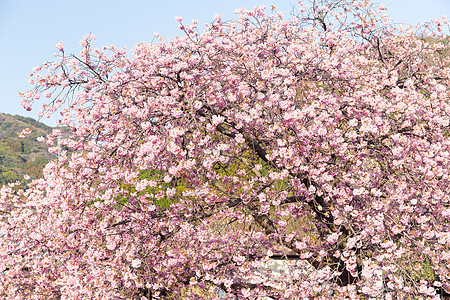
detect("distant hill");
top-left (0, 113), bottom-right (56, 185)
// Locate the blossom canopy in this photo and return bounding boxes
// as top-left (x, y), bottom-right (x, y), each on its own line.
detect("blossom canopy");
top-left (1, 1), bottom-right (450, 299)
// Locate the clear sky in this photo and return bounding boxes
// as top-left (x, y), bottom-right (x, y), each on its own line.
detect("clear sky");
top-left (0, 0), bottom-right (448, 126)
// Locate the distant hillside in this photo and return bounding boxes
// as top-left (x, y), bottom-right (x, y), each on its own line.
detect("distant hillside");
top-left (0, 113), bottom-right (56, 185)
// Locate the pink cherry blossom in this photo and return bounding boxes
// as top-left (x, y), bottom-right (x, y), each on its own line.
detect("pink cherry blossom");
top-left (1, 1), bottom-right (450, 299)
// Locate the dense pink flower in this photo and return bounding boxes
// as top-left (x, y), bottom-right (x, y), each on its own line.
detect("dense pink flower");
top-left (2, 1), bottom-right (450, 299)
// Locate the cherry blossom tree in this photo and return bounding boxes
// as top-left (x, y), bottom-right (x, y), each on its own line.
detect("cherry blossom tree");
top-left (1, 0), bottom-right (450, 299)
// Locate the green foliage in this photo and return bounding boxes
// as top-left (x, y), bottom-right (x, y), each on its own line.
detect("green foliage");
top-left (0, 113), bottom-right (57, 185)
top-left (113, 169), bottom-right (181, 209)
top-left (0, 170), bottom-right (20, 183)
top-left (421, 260), bottom-right (435, 282)
top-left (139, 169), bottom-right (179, 209)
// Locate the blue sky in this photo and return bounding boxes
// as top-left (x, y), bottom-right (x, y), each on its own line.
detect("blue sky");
top-left (0, 0), bottom-right (449, 126)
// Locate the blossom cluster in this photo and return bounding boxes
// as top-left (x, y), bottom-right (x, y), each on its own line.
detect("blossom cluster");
top-left (1, 1), bottom-right (450, 299)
